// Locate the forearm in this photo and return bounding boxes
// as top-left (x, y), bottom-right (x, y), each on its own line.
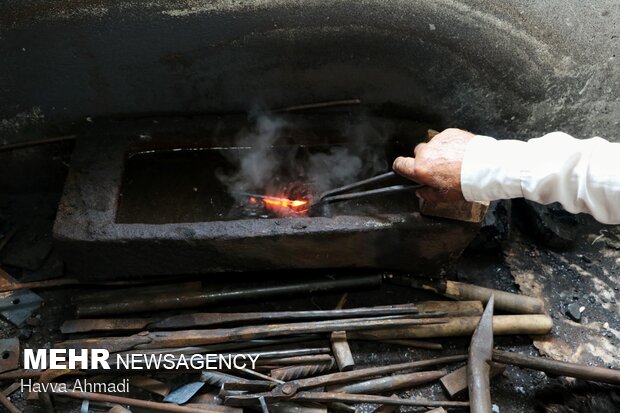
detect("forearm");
top-left (461, 132), bottom-right (620, 224)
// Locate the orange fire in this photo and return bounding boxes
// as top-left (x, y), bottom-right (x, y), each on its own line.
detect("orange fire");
top-left (249, 195), bottom-right (309, 215)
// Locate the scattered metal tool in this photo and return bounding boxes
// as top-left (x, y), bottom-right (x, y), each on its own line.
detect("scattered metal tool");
top-left (58, 316), bottom-right (448, 353)
top-left (62, 303), bottom-right (421, 334)
top-left (222, 354), bottom-right (466, 408)
top-left (468, 295), bottom-right (495, 413)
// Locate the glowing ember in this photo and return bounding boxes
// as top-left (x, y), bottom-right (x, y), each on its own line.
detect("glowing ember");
top-left (262, 197), bottom-right (308, 209)
top-left (246, 194), bottom-right (309, 216)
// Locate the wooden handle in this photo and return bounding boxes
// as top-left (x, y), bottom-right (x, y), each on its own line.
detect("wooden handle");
top-left (348, 315), bottom-right (553, 339)
top-left (445, 281), bottom-right (545, 314)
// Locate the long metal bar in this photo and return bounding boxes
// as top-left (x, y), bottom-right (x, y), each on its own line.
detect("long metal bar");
top-left (54, 390), bottom-right (224, 413)
top-left (64, 304), bottom-right (422, 334)
top-left (58, 317), bottom-right (448, 353)
top-left (468, 295), bottom-right (494, 413)
top-left (225, 391), bottom-right (469, 409)
top-left (273, 99), bottom-right (361, 113)
top-left (328, 370), bottom-right (446, 394)
top-left (491, 349), bottom-right (620, 385)
top-left (76, 275), bottom-right (383, 317)
top-left (281, 355), bottom-right (466, 392)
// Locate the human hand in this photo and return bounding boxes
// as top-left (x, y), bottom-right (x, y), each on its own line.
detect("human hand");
top-left (392, 128), bottom-right (475, 202)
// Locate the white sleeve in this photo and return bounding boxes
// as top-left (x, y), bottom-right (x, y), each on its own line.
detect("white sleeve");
top-left (460, 132), bottom-right (620, 225)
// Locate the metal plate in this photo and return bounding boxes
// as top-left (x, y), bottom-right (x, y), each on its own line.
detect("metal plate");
top-left (0, 338), bottom-right (20, 373)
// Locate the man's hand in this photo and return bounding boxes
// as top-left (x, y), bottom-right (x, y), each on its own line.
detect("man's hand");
top-left (392, 128), bottom-right (475, 202)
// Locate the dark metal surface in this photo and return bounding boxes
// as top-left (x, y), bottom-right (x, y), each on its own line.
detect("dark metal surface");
top-left (468, 295), bottom-right (495, 413)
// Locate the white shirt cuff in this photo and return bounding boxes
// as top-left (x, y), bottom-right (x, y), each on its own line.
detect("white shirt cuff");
top-left (460, 135), bottom-right (528, 202)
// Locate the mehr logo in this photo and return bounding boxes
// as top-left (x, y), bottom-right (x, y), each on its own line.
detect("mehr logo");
top-left (24, 349), bottom-right (110, 370)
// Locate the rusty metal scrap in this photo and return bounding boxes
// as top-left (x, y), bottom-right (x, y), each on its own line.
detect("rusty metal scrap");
top-left (64, 303), bottom-right (424, 334)
top-left (256, 355), bottom-right (335, 366)
top-left (54, 390), bottom-right (229, 413)
top-left (271, 363), bottom-right (336, 381)
top-left (57, 317), bottom-right (448, 353)
top-left (468, 294), bottom-right (495, 413)
top-left (440, 363), bottom-right (506, 398)
top-left (225, 391), bottom-right (469, 409)
top-left (268, 355), bottom-right (465, 392)
top-left (327, 370), bottom-right (446, 394)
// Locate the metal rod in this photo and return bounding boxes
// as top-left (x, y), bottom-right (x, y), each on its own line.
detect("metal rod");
top-left (319, 172), bottom-right (399, 199)
top-left (287, 354), bottom-right (467, 391)
top-left (58, 317), bottom-right (448, 353)
top-left (76, 275), bottom-right (383, 317)
top-left (64, 304), bottom-right (421, 334)
top-left (0, 135), bottom-right (76, 152)
top-left (328, 370), bottom-right (446, 394)
top-left (320, 185), bottom-right (423, 204)
top-left (273, 99), bottom-right (361, 113)
top-left (54, 390), bottom-right (220, 413)
top-left (226, 391), bottom-right (469, 409)
top-left (379, 339), bottom-right (443, 350)
top-left (492, 349), bottom-right (620, 385)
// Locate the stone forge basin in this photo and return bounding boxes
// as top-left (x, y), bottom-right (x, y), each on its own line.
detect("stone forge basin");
top-left (53, 115), bottom-right (481, 279)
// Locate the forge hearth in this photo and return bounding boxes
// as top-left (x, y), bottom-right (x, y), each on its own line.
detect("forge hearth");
top-left (53, 115), bottom-right (481, 278)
